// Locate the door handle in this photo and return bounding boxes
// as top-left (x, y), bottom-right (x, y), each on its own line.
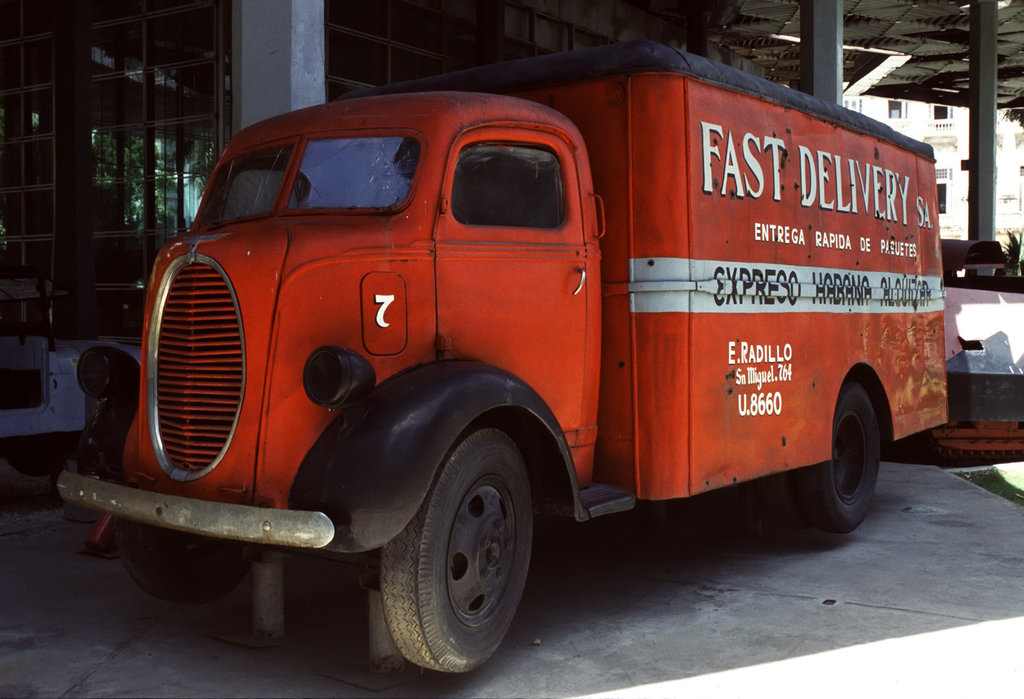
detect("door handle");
top-left (573, 267), bottom-right (586, 296)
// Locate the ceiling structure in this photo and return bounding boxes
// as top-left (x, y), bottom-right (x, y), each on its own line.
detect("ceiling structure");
top-left (635, 0), bottom-right (1024, 108)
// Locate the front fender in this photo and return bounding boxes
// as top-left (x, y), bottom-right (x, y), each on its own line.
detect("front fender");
top-left (289, 361), bottom-right (575, 552)
top-left (77, 347), bottom-right (140, 479)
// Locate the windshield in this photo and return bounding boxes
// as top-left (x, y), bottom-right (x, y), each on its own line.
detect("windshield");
top-left (199, 144), bottom-right (294, 226)
top-left (286, 136), bottom-right (420, 210)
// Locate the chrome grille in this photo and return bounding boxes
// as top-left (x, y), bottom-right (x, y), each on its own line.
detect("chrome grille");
top-left (152, 258), bottom-right (243, 478)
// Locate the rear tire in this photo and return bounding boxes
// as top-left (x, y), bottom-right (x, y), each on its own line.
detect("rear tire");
top-left (380, 428), bottom-right (533, 672)
top-left (797, 382), bottom-right (880, 534)
top-left (117, 519), bottom-right (249, 604)
top-left (755, 470), bottom-right (809, 529)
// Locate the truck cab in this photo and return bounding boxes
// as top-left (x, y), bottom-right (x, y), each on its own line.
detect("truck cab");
top-left (121, 90), bottom-right (603, 516)
top-left (62, 90), bottom-right (617, 672)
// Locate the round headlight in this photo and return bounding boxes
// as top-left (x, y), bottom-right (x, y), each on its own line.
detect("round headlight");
top-left (78, 348), bottom-right (113, 398)
top-left (303, 346), bottom-right (376, 409)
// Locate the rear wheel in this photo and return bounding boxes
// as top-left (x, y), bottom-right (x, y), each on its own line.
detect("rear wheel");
top-left (754, 470), bottom-right (809, 529)
top-left (380, 428), bottom-right (533, 672)
top-left (116, 519), bottom-right (249, 603)
top-left (797, 382), bottom-right (880, 534)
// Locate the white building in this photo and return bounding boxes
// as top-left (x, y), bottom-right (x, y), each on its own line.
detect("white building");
top-left (844, 96), bottom-right (1024, 243)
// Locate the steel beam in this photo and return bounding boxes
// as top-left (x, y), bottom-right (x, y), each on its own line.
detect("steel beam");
top-left (799, 0), bottom-right (842, 103)
top-left (968, 0), bottom-right (998, 243)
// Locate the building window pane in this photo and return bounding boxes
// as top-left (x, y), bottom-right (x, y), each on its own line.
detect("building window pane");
top-left (393, 2), bottom-right (443, 54)
top-left (94, 234), bottom-right (146, 286)
top-left (327, 0), bottom-right (388, 36)
top-left (147, 7), bottom-right (216, 65)
top-left (24, 189), bottom-right (52, 237)
top-left (92, 1), bottom-right (145, 24)
top-left (2, 142), bottom-right (23, 185)
top-left (0, 2), bottom-right (19, 41)
top-left (96, 288), bottom-right (145, 339)
top-left (2, 44), bottom-right (21, 86)
top-left (25, 87), bottom-right (52, 135)
top-left (391, 47), bottom-right (443, 82)
top-left (328, 32), bottom-right (389, 86)
top-left (0, 192), bottom-right (23, 240)
top-left (326, 0), bottom-right (463, 93)
top-left (24, 38), bottom-right (51, 87)
top-left (535, 14), bottom-right (568, 53)
top-left (0, 240), bottom-right (22, 265)
top-left (23, 239), bottom-right (52, 274)
top-left (93, 21), bottom-right (144, 75)
top-left (24, 139), bottom-right (52, 185)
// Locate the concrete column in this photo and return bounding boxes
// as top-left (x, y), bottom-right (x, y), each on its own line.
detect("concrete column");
top-left (968, 0), bottom-right (998, 243)
top-left (53, 0), bottom-right (97, 340)
top-left (250, 550), bottom-right (286, 642)
top-left (368, 588), bottom-right (404, 673)
top-left (799, 0), bottom-right (843, 104)
top-left (232, 0), bottom-right (325, 131)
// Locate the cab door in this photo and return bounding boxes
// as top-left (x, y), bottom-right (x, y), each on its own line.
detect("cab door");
top-left (434, 125), bottom-right (592, 441)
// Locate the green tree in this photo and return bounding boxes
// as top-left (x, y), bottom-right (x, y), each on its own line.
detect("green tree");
top-left (1006, 109), bottom-right (1024, 129)
top-left (1004, 232), bottom-right (1023, 276)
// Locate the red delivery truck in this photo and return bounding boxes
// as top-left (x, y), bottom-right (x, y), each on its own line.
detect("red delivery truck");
top-left (60, 41), bottom-right (946, 672)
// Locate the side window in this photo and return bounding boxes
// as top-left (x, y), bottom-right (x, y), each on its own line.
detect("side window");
top-left (451, 144), bottom-right (564, 228)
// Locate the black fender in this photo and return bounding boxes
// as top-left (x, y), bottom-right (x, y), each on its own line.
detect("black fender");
top-left (289, 361), bottom-right (582, 552)
top-left (77, 347), bottom-right (140, 480)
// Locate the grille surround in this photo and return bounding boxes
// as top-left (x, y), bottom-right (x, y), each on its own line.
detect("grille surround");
top-left (147, 254), bottom-right (245, 482)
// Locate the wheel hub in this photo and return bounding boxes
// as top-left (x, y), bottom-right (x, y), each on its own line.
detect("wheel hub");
top-left (834, 412), bottom-right (866, 503)
top-left (447, 481), bottom-right (517, 626)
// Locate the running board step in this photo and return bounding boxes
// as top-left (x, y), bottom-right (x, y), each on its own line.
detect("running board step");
top-left (579, 483), bottom-right (636, 518)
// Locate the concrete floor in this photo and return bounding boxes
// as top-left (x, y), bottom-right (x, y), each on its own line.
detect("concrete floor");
top-left (2, 460), bottom-right (1023, 698)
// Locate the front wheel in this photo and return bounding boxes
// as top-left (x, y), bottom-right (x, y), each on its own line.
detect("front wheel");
top-left (380, 428), bottom-right (533, 672)
top-left (116, 519), bottom-right (249, 604)
top-left (797, 382), bottom-right (880, 534)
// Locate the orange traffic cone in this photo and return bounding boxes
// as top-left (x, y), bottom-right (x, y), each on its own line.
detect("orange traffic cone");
top-left (84, 513), bottom-right (116, 556)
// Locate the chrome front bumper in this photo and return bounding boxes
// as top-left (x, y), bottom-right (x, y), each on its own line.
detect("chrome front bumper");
top-left (57, 471), bottom-right (335, 549)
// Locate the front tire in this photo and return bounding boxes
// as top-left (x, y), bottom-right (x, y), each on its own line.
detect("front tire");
top-left (797, 382), bottom-right (880, 534)
top-left (380, 428), bottom-right (533, 672)
top-left (117, 519), bottom-right (249, 604)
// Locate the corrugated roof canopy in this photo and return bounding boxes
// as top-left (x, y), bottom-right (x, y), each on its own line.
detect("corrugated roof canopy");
top-left (646, 0), bottom-right (1024, 108)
